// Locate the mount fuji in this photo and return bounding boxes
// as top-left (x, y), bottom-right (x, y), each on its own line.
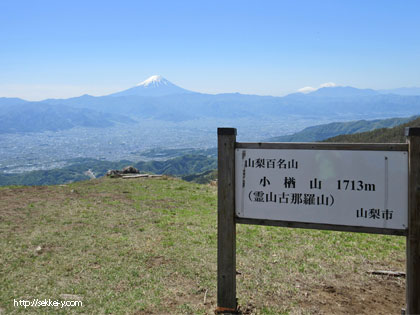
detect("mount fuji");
top-left (3, 75), bottom-right (420, 132)
top-left (110, 75), bottom-right (194, 97)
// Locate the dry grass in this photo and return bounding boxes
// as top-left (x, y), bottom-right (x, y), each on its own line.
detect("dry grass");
top-left (0, 177), bottom-right (405, 314)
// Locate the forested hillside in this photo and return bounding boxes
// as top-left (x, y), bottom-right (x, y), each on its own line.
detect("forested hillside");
top-left (268, 116), bottom-right (417, 142)
top-left (0, 154), bottom-right (216, 186)
top-left (324, 117), bottom-right (420, 143)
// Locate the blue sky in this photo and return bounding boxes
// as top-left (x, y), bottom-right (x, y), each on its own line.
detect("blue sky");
top-left (1, 0), bottom-right (419, 100)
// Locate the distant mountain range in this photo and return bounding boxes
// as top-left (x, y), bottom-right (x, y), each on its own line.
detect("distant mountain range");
top-left (1, 75), bottom-right (420, 133)
top-left (378, 87), bottom-right (420, 96)
top-left (40, 79), bottom-right (420, 121)
top-left (294, 86), bottom-right (420, 97)
top-left (0, 98), bottom-right (134, 133)
top-left (301, 86), bottom-right (379, 97)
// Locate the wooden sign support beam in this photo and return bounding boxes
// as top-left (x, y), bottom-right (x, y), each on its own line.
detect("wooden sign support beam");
top-left (217, 128), bottom-right (237, 313)
top-left (405, 127), bottom-right (420, 314)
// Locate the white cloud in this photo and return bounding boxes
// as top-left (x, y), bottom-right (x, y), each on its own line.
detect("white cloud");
top-left (320, 82), bottom-right (337, 88)
top-left (297, 86), bottom-right (317, 93)
top-left (297, 82), bottom-right (338, 94)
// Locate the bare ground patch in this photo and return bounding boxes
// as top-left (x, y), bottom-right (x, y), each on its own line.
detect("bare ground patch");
top-left (297, 275), bottom-right (405, 314)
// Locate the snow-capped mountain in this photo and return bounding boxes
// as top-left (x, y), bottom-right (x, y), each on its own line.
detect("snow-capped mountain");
top-left (136, 75), bottom-right (170, 87)
top-left (20, 75), bottom-right (420, 126)
top-left (110, 75), bottom-right (194, 97)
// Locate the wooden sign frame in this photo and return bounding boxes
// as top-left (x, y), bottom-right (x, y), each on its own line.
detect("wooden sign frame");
top-left (217, 127), bottom-right (420, 314)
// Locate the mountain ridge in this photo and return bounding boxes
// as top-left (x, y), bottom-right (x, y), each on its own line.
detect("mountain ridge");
top-left (2, 77), bottom-right (420, 133)
top-left (267, 116), bottom-right (418, 142)
top-left (324, 116), bottom-right (420, 143)
top-left (0, 101), bottom-right (135, 133)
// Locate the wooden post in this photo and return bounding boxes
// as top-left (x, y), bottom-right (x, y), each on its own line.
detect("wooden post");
top-left (217, 128), bottom-right (237, 313)
top-left (405, 127), bottom-right (420, 314)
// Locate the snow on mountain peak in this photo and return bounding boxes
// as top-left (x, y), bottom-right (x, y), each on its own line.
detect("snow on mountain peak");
top-left (137, 75), bottom-right (169, 87)
top-left (110, 75), bottom-right (192, 97)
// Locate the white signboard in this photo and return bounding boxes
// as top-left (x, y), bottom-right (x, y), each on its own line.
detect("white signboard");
top-left (235, 149), bottom-right (408, 230)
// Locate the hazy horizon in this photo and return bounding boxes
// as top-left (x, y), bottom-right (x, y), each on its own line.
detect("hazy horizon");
top-left (2, 75), bottom-right (420, 102)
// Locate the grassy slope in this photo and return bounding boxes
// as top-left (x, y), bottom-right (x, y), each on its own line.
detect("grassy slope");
top-left (0, 177), bottom-right (405, 314)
